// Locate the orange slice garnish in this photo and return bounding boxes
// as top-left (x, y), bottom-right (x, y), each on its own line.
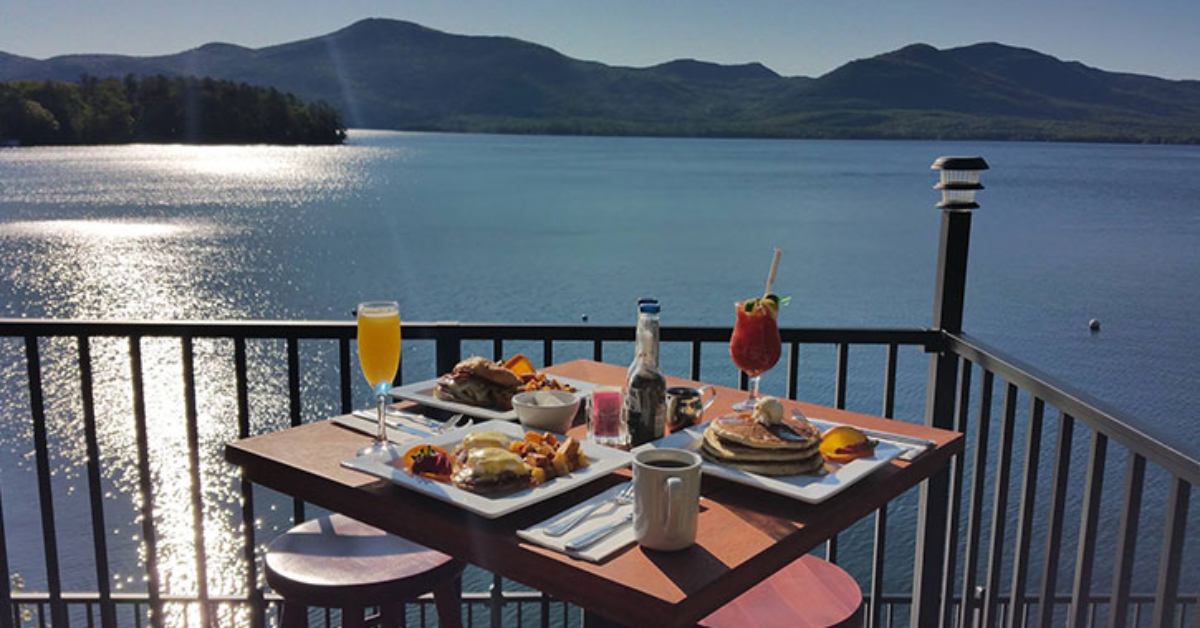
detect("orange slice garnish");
top-left (819, 426), bottom-right (877, 463)
top-left (401, 444), bottom-right (454, 481)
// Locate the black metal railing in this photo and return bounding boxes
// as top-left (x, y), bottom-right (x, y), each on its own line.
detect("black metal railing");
top-left (940, 333), bottom-right (1197, 628)
top-left (0, 318), bottom-right (1195, 627)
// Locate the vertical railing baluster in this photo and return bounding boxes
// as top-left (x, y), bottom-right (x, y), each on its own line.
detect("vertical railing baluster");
top-left (129, 336), bottom-right (163, 627)
top-left (540, 593), bottom-right (550, 628)
top-left (0, 417), bottom-right (10, 628)
top-left (542, 339), bottom-right (553, 367)
top-left (24, 337), bottom-right (67, 627)
top-left (786, 342), bottom-right (800, 400)
top-left (489, 574), bottom-right (503, 628)
top-left (1070, 432), bottom-right (1109, 627)
top-left (76, 336), bottom-right (116, 628)
top-left (1106, 454), bottom-right (1146, 628)
top-left (1151, 478), bottom-right (1191, 628)
top-left (960, 369), bottom-right (996, 628)
top-left (1006, 397), bottom-right (1044, 628)
top-left (234, 338), bottom-right (264, 628)
top-left (739, 370), bottom-right (748, 391)
top-left (592, 340), bottom-right (602, 362)
top-left (181, 338), bottom-right (210, 628)
top-left (882, 344), bottom-right (898, 418)
top-left (690, 341), bottom-right (702, 381)
top-left (824, 342), bottom-right (849, 563)
top-left (338, 338), bottom-right (352, 413)
top-left (493, 339), bottom-right (504, 362)
top-left (869, 344), bottom-right (901, 628)
top-left (982, 383), bottom-right (1019, 628)
top-left (286, 337), bottom-right (304, 524)
top-left (940, 358), bottom-right (972, 628)
top-left (1036, 413), bottom-right (1074, 628)
top-left (834, 343), bottom-right (848, 409)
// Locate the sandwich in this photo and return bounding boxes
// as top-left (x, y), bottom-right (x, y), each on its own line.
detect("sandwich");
top-left (433, 357), bottom-right (524, 410)
top-left (450, 446), bottom-right (531, 494)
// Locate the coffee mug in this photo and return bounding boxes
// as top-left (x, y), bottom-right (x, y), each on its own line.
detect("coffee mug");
top-left (666, 386), bottom-right (717, 431)
top-left (632, 448), bottom-right (702, 551)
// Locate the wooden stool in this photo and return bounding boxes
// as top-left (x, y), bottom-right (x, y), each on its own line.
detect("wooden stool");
top-left (700, 555), bottom-right (863, 628)
top-left (265, 514), bottom-right (465, 628)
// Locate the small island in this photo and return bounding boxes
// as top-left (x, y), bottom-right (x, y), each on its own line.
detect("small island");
top-left (0, 75), bottom-right (346, 146)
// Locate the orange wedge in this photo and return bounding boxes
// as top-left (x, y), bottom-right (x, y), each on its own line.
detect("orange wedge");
top-left (819, 426), bottom-right (877, 463)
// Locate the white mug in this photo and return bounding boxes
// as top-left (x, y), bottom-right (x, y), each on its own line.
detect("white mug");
top-left (632, 448), bottom-right (702, 551)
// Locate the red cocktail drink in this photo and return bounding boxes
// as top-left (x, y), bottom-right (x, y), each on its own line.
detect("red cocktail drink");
top-left (729, 297), bottom-right (781, 410)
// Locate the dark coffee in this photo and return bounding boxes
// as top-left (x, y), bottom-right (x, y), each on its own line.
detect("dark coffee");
top-left (645, 459), bottom-right (691, 469)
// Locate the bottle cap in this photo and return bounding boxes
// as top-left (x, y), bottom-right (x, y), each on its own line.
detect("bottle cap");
top-left (637, 297), bottom-right (658, 305)
top-left (639, 302), bottom-right (660, 314)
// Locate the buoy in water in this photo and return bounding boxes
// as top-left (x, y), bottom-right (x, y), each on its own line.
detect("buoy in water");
top-left (1088, 318), bottom-right (1101, 332)
top-left (581, 314), bottom-right (589, 322)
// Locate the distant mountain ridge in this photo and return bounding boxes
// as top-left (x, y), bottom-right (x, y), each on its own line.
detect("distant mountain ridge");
top-left (3, 18), bottom-right (1199, 142)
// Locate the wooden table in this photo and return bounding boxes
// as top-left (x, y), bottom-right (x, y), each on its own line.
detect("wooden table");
top-left (225, 360), bottom-right (962, 627)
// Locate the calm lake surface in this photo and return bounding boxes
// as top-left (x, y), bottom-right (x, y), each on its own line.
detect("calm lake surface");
top-left (0, 131), bottom-right (1197, 624)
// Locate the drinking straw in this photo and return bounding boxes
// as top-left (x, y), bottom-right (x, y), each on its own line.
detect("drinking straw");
top-left (763, 247), bottom-right (782, 298)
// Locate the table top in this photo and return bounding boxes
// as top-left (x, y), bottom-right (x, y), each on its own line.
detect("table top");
top-left (225, 360), bottom-right (962, 627)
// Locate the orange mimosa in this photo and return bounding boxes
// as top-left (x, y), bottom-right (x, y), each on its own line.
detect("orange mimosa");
top-left (358, 305), bottom-right (401, 391)
top-left (356, 301), bottom-right (402, 458)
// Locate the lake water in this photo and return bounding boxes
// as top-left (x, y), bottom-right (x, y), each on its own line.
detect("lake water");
top-left (0, 131), bottom-right (1197, 625)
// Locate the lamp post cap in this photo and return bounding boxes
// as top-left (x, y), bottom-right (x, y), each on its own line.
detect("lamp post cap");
top-left (931, 156), bottom-right (989, 171)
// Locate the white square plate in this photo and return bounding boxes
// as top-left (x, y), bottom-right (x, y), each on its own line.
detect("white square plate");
top-left (390, 376), bottom-right (596, 421)
top-left (633, 417), bottom-right (907, 504)
top-left (341, 420), bottom-right (631, 519)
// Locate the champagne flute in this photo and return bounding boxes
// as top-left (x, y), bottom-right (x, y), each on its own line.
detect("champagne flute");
top-left (357, 301), bottom-right (402, 457)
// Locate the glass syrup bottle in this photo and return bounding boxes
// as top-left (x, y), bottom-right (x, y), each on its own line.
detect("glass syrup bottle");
top-left (623, 301), bottom-right (666, 446)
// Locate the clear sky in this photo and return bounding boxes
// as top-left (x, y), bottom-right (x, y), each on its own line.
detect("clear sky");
top-left (3, 0), bottom-right (1198, 80)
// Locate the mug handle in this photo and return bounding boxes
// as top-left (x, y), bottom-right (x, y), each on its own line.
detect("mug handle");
top-left (664, 477), bottom-right (683, 527)
top-left (699, 386), bottom-right (718, 413)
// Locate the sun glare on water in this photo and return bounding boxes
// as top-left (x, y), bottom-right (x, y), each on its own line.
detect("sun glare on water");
top-left (2, 219), bottom-right (202, 239)
top-left (178, 145), bottom-right (288, 177)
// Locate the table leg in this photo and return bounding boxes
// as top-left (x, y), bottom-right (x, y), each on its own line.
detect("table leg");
top-left (582, 609), bottom-right (631, 628)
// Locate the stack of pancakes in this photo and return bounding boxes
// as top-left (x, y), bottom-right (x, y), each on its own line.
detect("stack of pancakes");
top-left (700, 414), bottom-right (824, 475)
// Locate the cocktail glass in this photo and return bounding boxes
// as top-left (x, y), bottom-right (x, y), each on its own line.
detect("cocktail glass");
top-left (357, 301), bottom-right (402, 458)
top-left (729, 298), bottom-right (781, 411)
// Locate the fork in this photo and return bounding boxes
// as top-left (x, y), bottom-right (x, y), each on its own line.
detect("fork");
top-left (438, 414), bottom-right (472, 433)
top-left (543, 483), bottom-right (635, 537)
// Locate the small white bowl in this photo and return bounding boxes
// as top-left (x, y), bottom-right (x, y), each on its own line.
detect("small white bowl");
top-left (511, 390), bottom-right (581, 433)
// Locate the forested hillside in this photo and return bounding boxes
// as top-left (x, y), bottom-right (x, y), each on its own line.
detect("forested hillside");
top-left (0, 75), bottom-right (346, 145)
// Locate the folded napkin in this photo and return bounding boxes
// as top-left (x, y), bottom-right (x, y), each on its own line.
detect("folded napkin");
top-left (517, 482), bottom-right (636, 563)
top-left (331, 412), bottom-right (431, 445)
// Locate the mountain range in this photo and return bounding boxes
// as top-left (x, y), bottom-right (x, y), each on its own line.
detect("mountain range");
top-left (3, 18), bottom-right (1199, 143)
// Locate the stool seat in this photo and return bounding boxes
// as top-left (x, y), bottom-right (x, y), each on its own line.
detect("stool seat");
top-left (266, 514), bottom-right (463, 613)
top-left (700, 555), bottom-right (862, 628)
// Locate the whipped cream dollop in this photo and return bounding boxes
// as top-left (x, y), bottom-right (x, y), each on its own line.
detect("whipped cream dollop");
top-left (753, 396), bottom-right (785, 426)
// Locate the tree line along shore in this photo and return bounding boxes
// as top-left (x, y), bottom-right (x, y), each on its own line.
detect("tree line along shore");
top-left (0, 75), bottom-right (346, 146)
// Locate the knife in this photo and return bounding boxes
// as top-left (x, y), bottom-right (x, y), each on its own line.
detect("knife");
top-left (794, 411), bottom-right (934, 460)
top-left (564, 512), bottom-right (634, 552)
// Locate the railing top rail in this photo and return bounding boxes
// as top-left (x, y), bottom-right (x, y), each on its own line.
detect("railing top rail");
top-left (946, 332), bottom-right (1200, 486)
top-left (0, 318), bottom-right (938, 347)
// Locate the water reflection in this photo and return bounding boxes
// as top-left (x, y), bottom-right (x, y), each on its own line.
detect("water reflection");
top-left (0, 143), bottom-right (373, 625)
